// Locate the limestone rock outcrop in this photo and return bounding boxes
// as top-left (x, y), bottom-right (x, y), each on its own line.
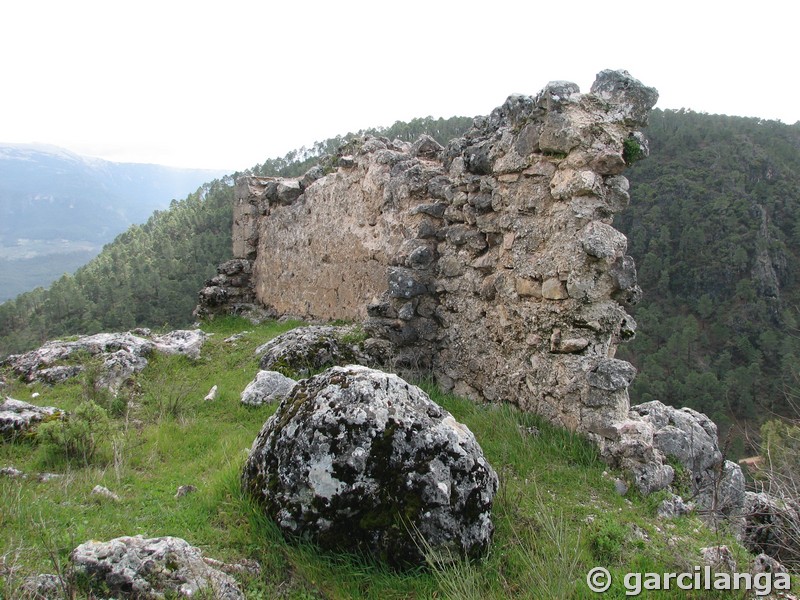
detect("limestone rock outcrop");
top-left (3, 329), bottom-right (206, 391)
top-left (0, 397), bottom-right (61, 439)
top-left (599, 400), bottom-right (745, 512)
top-left (242, 365), bottom-right (498, 567)
top-left (69, 535), bottom-right (245, 599)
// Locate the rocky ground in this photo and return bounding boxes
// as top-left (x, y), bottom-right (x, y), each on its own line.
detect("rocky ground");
top-left (1, 317), bottom-right (796, 598)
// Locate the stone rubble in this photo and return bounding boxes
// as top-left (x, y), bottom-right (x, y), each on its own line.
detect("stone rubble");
top-left (175, 484), bottom-right (198, 498)
top-left (91, 485), bottom-right (121, 502)
top-left (204, 384), bottom-right (218, 401)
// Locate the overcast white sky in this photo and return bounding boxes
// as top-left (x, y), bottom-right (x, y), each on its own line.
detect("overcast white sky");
top-left (1, 0), bottom-right (797, 171)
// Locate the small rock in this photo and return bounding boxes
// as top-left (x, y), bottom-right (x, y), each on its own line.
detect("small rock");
top-left (557, 338), bottom-right (590, 353)
top-left (223, 332), bottom-right (251, 343)
top-left (700, 545), bottom-right (736, 573)
top-left (388, 267), bottom-right (430, 299)
top-left (31, 392), bottom-right (40, 399)
top-left (240, 371), bottom-right (296, 406)
top-left (175, 485), bottom-right (198, 498)
top-left (412, 134), bottom-right (444, 159)
top-left (397, 302), bottom-right (415, 321)
top-left (91, 485), bottom-right (120, 502)
top-left (204, 385), bottom-right (218, 402)
top-left (579, 221), bottom-right (627, 260)
top-left (515, 278), bottom-right (542, 298)
top-left (338, 155), bottom-right (356, 169)
top-left (37, 473), bottom-right (62, 482)
top-left (614, 478), bottom-right (629, 496)
top-left (518, 425), bottom-right (540, 437)
top-left (0, 466), bottom-right (25, 478)
top-left (21, 573), bottom-right (62, 599)
top-left (588, 359), bottom-right (637, 392)
top-left (657, 494), bottom-right (694, 519)
top-left (590, 69), bottom-right (659, 127)
top-left (541, 277), bottom-right (568, 300)
top-left (276, 180), bottom-right (303, 204)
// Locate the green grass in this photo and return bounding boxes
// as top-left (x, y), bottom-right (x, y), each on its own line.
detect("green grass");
top-left (0, 317), bottom-right (791, 598)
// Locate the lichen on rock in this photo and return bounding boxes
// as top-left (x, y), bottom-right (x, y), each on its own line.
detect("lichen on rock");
top-left (242, 365), bottom-right (498, 568)
top-left (0, 397), bottom-right (62, 440)
top-left (3, 329), bottom-right (207, 391)
top-left (255, 325), bottom-right (371, 376)
top-left (69, 535), bottom-right (245, 599)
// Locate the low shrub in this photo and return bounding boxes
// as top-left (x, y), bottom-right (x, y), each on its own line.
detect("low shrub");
top-left (37, 400), bottom-right (112, 465)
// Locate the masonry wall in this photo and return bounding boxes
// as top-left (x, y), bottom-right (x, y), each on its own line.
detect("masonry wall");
top-left (229, 70), bottom-right (658, 435)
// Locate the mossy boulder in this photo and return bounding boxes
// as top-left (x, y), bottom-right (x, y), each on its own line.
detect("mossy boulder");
top-left (255, 325), bottom-right (370, 377)
top-left (242, 365), bottom-right (498, 568)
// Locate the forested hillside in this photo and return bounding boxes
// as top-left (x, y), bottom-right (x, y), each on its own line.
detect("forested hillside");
top-left (0, 143), bottom-right (225, 300)
top-left (2, 110), bottom-right (800, 444)
top-left (617, 110), bottom-right (800, 446)
top-left (0, 178), bottom-right (234, 352)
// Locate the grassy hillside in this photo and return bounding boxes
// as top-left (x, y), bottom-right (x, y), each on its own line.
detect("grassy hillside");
top-left (0, 318), bottom-right (762, 599)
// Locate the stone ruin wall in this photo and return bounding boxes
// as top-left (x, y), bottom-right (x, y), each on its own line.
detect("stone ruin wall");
top-left (221, 70), bottom-right (659, 438)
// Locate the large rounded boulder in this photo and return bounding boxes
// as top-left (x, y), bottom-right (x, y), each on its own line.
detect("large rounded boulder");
top-left (242, 365), bottom-right (498, 567)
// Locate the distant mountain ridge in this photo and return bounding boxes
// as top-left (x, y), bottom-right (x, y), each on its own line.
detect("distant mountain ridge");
top-left (0, 143), bottom-right (226, 300)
